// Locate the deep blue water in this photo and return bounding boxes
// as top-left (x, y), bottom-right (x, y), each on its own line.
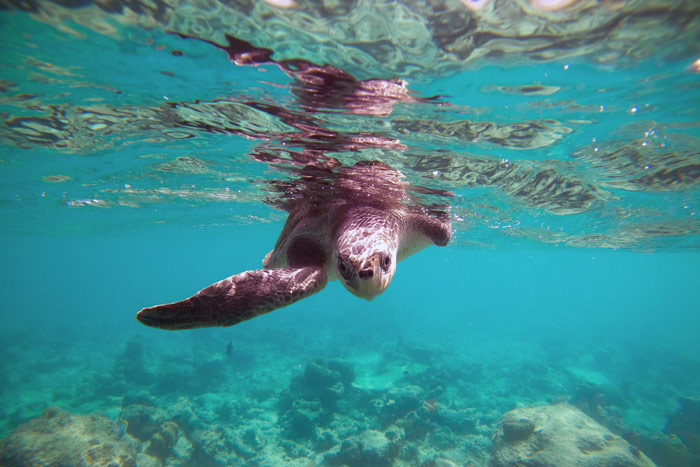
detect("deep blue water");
top-left (1, 2), bottom-right (699, 466)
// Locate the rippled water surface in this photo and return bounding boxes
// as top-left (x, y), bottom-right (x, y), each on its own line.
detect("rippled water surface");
top-left (1, 1), bottom-right (699, 466)
top-left (2, 0), bottom-right (699, 248)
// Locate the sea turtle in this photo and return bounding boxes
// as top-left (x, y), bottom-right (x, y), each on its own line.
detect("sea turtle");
top-left (136, 162), bottom-right (451, 330)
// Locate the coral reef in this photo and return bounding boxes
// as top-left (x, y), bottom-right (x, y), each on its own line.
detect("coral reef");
top-left (0, 406), bottom-right (136, 467)
top-left (1, 327), bottom-right (697, 467)
top-left (275, 358), bottom-right (486, 466)
top-left (490, 403), bottom-right (656, 467)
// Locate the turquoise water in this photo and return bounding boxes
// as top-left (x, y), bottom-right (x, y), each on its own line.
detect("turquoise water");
top-left (1, 2), bottom-right (700, 466)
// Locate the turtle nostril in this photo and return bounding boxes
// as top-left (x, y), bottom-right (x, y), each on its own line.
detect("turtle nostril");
top-left (380, 254), bottom-right (391, 272)
top-left (358, 269), bottom-right (374, 279)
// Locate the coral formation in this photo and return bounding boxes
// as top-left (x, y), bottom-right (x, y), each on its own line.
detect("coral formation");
top-left (274, 357), bottom-right (486, 465)
top-left (120, 403), bottom-right (165, 442)
top-left (0, 406), bottom-right (136, 467)
top-left (119, 401), bottom-right (186, 463)
top-left (491, 403), bottom-right (656, 467)
top-left (146, 420), bottom-right (179, 459)
top-left (1, 329), bottom-right (695, 466)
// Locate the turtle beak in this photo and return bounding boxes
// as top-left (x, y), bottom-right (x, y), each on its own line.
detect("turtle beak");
top-left (344, 254), bottom-right (394, 301)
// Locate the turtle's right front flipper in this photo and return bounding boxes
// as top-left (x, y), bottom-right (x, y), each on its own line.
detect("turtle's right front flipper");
top-left (136, 267), bottom-right (326, 330)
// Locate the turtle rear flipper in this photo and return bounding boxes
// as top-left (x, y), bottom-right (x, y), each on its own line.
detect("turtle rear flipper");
top-left (136, 267), bottom-right (327, 330)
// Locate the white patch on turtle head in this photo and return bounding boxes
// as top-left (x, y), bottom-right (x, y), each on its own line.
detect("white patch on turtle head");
top-left (333, 224), bottom-right (398, 301)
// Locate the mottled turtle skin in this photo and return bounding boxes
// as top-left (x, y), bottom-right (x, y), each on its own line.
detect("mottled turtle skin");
top-left (137, 162), bottom-right (451, 330)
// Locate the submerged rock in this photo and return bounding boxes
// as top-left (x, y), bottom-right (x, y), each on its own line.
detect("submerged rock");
top-left (327, 358), bottom-right (356, 387)
top-left (375, 384), bottom-right (427, 428)
top-left (287, 358), bottom-right (355, 408)
top-left (115, 337), bottom-right (153, 387)
top-left (431, 406), bottom-right (477, 435)
top-left (665, 396), bottom-right (700, 457)
top-left (278, 357), bottom-right (361, 443)
top-left (397, 408), bottom-right (433, 441)
top-left (490, 403), bottom-right (656, 467)
top-left (323, 429), bottom-right (399, 466)
top-left (120, 404), bottom-right (164, 442)
top-left (571, 381), bottom-right (629, 434)
top-left (0, 406), bottom-right (136, 467)
top-left (387, 384), bottom-right (425, 413)
top-left (501, 415), bottom-right (535, 442)
top-left (280, 398), bottom-right (325, 441)
top-left (626, 431), bottom-right (695, 467)
top-left (402, 367), bottom-right (449, 399)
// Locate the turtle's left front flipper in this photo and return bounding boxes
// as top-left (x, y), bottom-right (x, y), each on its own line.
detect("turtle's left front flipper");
top-left (136, 267), bottom-right (326, 330)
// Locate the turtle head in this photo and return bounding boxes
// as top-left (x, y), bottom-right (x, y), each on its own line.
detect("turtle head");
top-left (333, 224), bottom-right (398, 301)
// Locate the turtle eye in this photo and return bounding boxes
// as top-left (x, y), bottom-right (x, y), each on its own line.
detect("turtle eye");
top-left (337, 255), bottom-right (353, 281)
top-left (380, 254), bottom-right (391, 272)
